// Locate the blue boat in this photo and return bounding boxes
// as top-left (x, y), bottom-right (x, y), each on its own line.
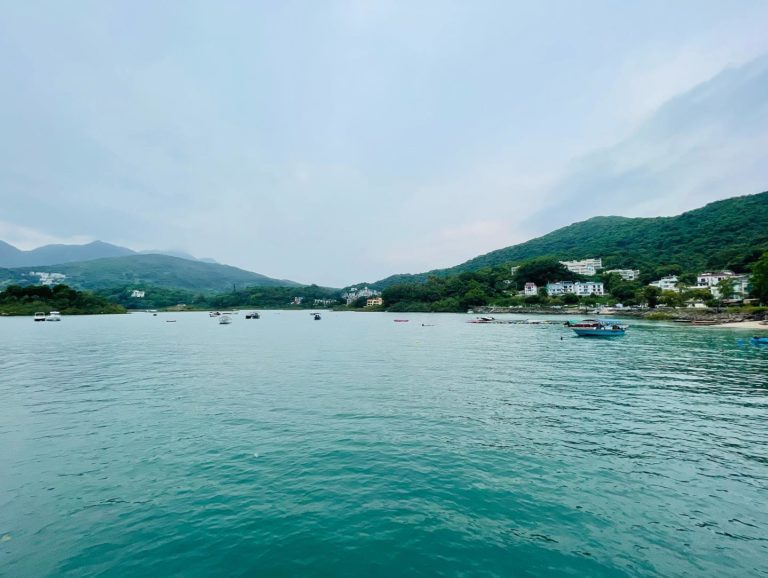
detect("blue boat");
top-left (750, 336), bottom-right (768, 345)
top-left (567, 319), bottom-right (628, 337)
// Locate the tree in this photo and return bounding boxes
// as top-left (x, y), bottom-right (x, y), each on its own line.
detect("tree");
top-left (750, 251), bottom-right (768, 304)
top-left (716, 278), bottom-right (735, 302)
top-left (512, 257), bottom-right (578, 288)
top-left (660, 290), bottom-right (683, 308)
top-left (640, 285), bottom-right (662, 308)
top-left (562, 293), bottom-right (579, 305)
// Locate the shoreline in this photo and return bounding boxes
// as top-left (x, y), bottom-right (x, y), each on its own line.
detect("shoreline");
top-left (703, 319), bottom-right (768, 330)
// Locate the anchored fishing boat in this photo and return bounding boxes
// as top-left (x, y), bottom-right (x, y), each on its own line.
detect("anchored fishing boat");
top-left (566, 319), bottom-right (628, 337)
top-left (45, 311), bottom-right (61, 322)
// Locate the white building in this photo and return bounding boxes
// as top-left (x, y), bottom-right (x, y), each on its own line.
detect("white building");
top-left (366, 297), bottom-right (383, 307)
top-left (560, 258), bottom-right (603, 276)
top-left (605, 269), bottom-right (640, 281)
top-left (546, 281), bottom-right (605, 296)
top-left (343, 286), bottom-right (381, 305)
top-left (523, 282), bottom-right (538, 296)
top-left (29, 271), bottom-right (67, 286)
top-left (706, 274), bottom-right (751, 299)
top-left (649, 276), bottom-right (679, 292)
top-left (696, 271), bottom-right (735, 288)
top-left (130, 290), bottom-right (145, 298)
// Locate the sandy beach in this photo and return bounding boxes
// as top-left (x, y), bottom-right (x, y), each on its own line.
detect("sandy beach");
top-left (707, 320), bottom-right (768, 330)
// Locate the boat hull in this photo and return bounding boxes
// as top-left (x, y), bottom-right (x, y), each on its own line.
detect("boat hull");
top-left (572, 328), bottom-right (626, 337)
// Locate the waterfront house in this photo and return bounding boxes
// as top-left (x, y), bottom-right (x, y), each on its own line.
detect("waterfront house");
top-left (704, 274), bottom-right (752, 299)
top-left (696, 271), bottom-right (734, 287)
top-left (546, 281), bottom-right (605, 296)
top-left (649, 276), bottom-right (679, 292)
top-left (366, 297), bottom-right (383, 307)
top-left (523, 282), bottom-right (537, 296)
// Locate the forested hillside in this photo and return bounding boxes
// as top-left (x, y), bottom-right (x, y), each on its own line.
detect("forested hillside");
top-left (3, 254), bottom-right (299, 293)
top-left (371, 191), bottom-right (768, 288)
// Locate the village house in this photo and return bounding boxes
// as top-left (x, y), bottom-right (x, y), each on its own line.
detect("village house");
top-left (649, 276), bottom-right (680, 292)
top-left (523, 282), bottom-right (538, 296)
top-left (605, 269), bottom-right (640, 281)
top-left (343, 286), bottom-right (381, 305)
top-left (546, 280), bottom-right (605, 296)
top-left (130, 290), bottom-right (145, 298)
top-left (560, 258), bottom-right (603, 276)
top-left (366, 297), bottom-right (383, 307)
top-left (30, 271), bottom-right (67, 286)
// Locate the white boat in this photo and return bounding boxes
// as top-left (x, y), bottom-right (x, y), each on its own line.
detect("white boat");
top-left (45, 311), bottom-right (62, 322)
top-left (567, 319), bottom-right (628, 337)
top-left (33, 312), bottom-right (46, 322)
top-left (219, 315), bottom-right (232, 325)
top-left (209, 311), bottom-right (221, 317)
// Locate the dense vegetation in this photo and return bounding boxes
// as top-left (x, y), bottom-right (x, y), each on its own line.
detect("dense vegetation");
top-left (370, 191), bottom-right (768, 289)
top-left (97, 284), bottom-right (340, 310)
top-left (381, 251), bottom-right (768, 312)
top-left (0, 284), bottom-right (126, 315)
top-left (3, 254), bottom-right (299, 293)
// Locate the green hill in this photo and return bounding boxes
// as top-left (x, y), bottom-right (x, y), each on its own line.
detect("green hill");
top-left (371, 191), bottom-right (768, 288)
top-left (4, 254), bottom-right (299, 292)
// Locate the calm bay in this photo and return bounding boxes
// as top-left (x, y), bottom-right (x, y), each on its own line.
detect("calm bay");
top-left (1, 311), bottom-right (767, 576)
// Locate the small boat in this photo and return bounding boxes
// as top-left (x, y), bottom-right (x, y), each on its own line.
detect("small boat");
top-left (219, 315), bottom-right (232, 325)
top-left (394, 319), bottom-right (409, 323)
top-left (750, 336), bottom-right (768, 345)
top-left (245, 312), bottom-right (260, 319)
top-left (209, 311), bottom-right (221, 317)
top-left (567, 319), bottom-right (627, 337)
top-left (467, 316), bottom-right (495, 324)
top-left (166, 320), bottom-right (177, 323)
top-left (313, 313), bottom-right (321, 320)
top-left (33, 312), bottom-right (46, 322)
top-left (45, 311), bottom-right (62, 322)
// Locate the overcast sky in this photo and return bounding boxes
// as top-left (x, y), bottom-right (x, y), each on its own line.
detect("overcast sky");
top-left (1, 1), bottom-right (767, 286)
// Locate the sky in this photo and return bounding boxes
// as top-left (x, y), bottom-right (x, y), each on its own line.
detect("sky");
top-left (1, 0), bottom-right (767, 286)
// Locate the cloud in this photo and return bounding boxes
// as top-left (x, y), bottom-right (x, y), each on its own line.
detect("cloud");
top-left (0, 221), bottom-right (92, 250)
top-left (524, 53), bottom-right (768, 234)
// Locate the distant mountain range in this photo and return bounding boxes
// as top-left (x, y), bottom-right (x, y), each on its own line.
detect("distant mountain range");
top-left (0, 240), bottom-right (219, 268)
top-left (0, 240), bottom-right (298, 292)
top-left (0, 254), bottom-right (299, 292)
top-left (368, 190), bottom-right (768, 288)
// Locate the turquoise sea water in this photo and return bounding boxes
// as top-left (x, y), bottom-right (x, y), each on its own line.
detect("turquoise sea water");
top-left (1, 311), bottom-right (767, 577)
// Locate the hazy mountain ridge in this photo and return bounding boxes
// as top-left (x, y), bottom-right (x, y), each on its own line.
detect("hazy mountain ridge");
top-left (0, 239), bottom-right (220, 268)
top-left (368, 190), bottom-right (768, 288)
top-left (0, 254), bottom-right (299, 292)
